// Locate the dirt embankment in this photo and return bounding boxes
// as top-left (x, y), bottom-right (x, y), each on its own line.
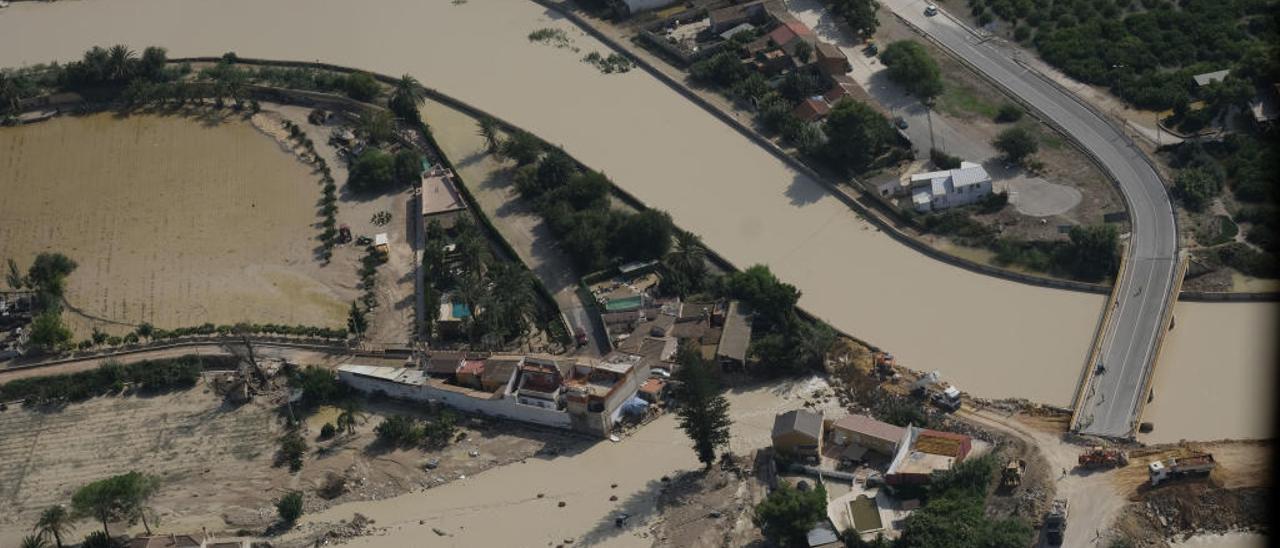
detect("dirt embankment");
top-left (649, 452), bottom-right (768, 548)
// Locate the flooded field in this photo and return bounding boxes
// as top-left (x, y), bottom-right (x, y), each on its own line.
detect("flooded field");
top-left (0, 113), bottom-right (352, 334)
top-left (0, 0), bottom-right (1271, 436)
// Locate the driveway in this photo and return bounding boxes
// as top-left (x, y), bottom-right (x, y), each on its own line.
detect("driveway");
top-left (783, 0), bottom-right (998, 163)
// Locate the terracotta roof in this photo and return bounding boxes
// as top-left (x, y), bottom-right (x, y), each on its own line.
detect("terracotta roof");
top-left (792, 97), bottom-right (831, 122)
top-left (766, 20), bottom-right (813, 47)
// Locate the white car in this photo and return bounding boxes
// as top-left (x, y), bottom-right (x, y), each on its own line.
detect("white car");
top-left (925, 4), bottom-right (939, 16)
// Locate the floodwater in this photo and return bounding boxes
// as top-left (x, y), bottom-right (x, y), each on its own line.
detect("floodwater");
top-left (0, 0), bottom-right (1272, 436)
top-left (0, 113), bottom-right (348, 334)
top-left (1139, 302), bottom-right (1277, 444)
top-left (277, 377), bottom-right (840, 548)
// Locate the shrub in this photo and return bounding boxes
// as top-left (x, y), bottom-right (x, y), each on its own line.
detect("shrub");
top-left (319, 422), bottom-right (337, 440)
top-left (276, 491), bottom-right (304, 523)
top-left (993, 126), bottom-right (1038, 163)
top-left (880, 41), bottom-right (944, 100)
top-left (347, 148), bottom-right (397, 192)
top-left (994, 102), bottom-right (1024, 123)
top-left (375, 415), bottom-right (423, 447)
top-left (1, 356), bottom-right (206, 403)
top-left (930, 148), bottom-right (962, 169)
top-left (278, 430), bottom-right (307, 472)
top-left (344, 72), bottom-right (380, 101)
top-left (1173, 168), bottom-right (1219, 212)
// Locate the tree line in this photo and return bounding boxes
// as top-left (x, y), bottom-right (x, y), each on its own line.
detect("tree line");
top-left (972, 0), bottom-right (1278, 111)
top-left (0, 355), bottom-right (216, 405)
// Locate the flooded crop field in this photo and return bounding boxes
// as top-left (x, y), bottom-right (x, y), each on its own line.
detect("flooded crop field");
top-left (0, 113), bottom-right (353, 335)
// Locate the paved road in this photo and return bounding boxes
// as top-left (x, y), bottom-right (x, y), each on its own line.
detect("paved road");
top-left (877, 0), bottom-right (1179, 437)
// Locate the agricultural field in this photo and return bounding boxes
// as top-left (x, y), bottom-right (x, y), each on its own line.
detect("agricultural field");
top-left (0, 112), bottom-right (365, 338)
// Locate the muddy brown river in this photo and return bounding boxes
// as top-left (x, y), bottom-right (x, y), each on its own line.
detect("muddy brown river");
top-left (0, 0), bottom-right (1272, 441)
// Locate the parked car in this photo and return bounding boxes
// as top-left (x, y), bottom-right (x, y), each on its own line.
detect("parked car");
top-left (925, 4), bottom-right (939, 16)
top-left (895, 117), bottom-right (909, 129)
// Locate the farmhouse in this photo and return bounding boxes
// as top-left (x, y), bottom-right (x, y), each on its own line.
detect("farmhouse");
top-left (772, 409), bottom-right (823, 461)
top-left (338, 352), bottom-right (650, 437)
top-left (909, 162), bottom-right (992, 212)
top-left (829, 414), bottom-right (905, 456)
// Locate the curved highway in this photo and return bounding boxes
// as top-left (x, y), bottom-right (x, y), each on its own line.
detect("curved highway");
top-left (879, 0), bottom-right (1179, 438)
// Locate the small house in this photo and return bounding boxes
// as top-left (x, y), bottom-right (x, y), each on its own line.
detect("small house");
top-left (772, 409), bottom-right (824, 461)
top-left (909, 162), bottom-right (992, 213)
top-left (830, 414), bottom-right (906, 455)
top-left (793, 97), bottom-right (831, 122)
top-left (814, 42), bottom-right (850, 76)
top-left (708, 1), bottom-right (768, 34)
top-left (716, 301), bottom-right (752, 369)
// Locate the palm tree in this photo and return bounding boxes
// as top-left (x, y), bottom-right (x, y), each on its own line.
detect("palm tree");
top-left (107, 45), bottom-right (136, 81)
top-left (34, 505), bottom-right (73, 548)
top-left (476, 117), bottom-right (500, 153)
top-left (20, 535), bottom-right (50, 548)
top-left (394, 74), bottom-right (425, 105)
top-left (336, 400), bottom-right (362, 436)
top-left (664, 230), bottom-right (706, 296)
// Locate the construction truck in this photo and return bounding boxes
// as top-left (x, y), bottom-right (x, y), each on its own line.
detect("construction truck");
top-left (1077, 446), bottom-right (1129, 469)
top-left (1002, 458), bottom-right (1027, 488)
top-left (1149, 452), bottom-right (1216, 486)
top-left (1044, 499), bottom-right (1069, 545)
top-left (910, 371), bottom-right (962, 412)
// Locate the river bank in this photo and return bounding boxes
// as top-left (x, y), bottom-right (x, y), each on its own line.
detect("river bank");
top-left (0, 0), bottom-right (1272, 441)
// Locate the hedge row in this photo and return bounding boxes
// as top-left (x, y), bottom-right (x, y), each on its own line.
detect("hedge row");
top-left (0, 355), bottom-right (232, 404)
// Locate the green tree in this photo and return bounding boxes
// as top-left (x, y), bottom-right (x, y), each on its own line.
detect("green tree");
top-left (275, 491), bottom-right (304, 524)
top-left (719, 265), bottom-right (800, 328)
top-left (0, 72), bottom-right (21, 116)
top-left (672, 345), bottom-right (732, 467)
top-left (880, 40), bottom-right (943, 100)
top-left (821, 99), bottom-right (896, 173)
top-left (293, 365), bottom-right (343, 406)
top-left (752, 481), bottom-right (827, 547)
top-left (499, 130), bottom-right (544, 166)
top-left (29, 311), bottom-right (73, 353)
top-left (134, 322), bottom-right (154, 342)
top-left (357, 109), bottom-right (395, 145)
top-left (689, 51), bottom-right (750, 88)
top-left (344, 72), bottom-right (381, 101)
top-left (347, 148), bottom-right (397, 192)
top-left (1174, 167), bottom-right (1219, 212)
top-left (34, 505), bottom-right (74, 548)
top-left (1061, 224), bottom-right (1119, 281)
top-left (828, 0), bottom-right (880, 39)
top-left (71, 472), bottom-right (159, 537)
top-left (995, 102), bottom-right (1024, 123)
top-left (993, 126), bottom-right (1038, 164)
top-left (611, 209), bottom-right (675, 262)
top-left (375, 415), bottom-right (423, 447)
top-left (393, 149), bottom-right (423, 185)
top-left (26, 252), bottom-right (78, 302)
top-left (793, 40), bottom-right (814, 64)
top-left (347, 301), bottom-right (367, 336)
top-left (278, 430), bottom-right (307, 472)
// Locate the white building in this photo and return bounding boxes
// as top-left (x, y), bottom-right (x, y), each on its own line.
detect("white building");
top-left (910, 162), bottom-right (992, 213)
top-left (338, 354), bottom-right (649, 438)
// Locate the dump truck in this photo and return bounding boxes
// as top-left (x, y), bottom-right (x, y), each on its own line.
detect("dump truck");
top-left (1078, 446), bottom-right (1128, 469)
top-left (1044, 498), bottom-right (1068, 545)
top-left (910, 371), bottom-right (962, 412)
top-left (1002, 458), bottom-right (1027, 488)
top-left (1149, 452), bottom-right (1216, 486)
